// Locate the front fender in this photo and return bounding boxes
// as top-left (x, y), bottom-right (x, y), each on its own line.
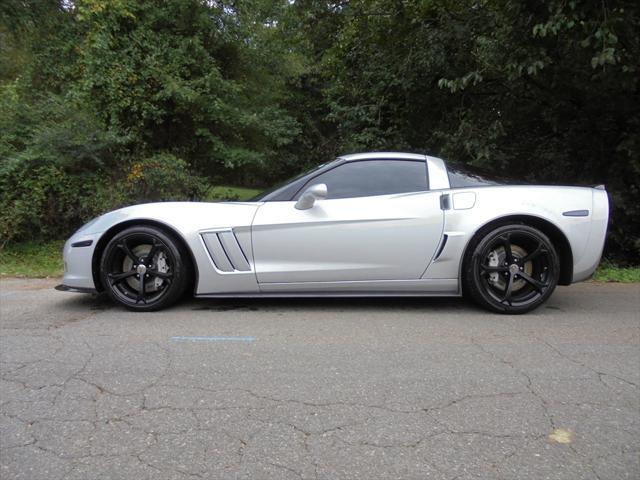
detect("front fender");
top-left (64, 202), bottom-right (262, 294)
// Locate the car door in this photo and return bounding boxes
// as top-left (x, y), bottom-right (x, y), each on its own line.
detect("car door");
top-left (251, 159), bottom-right (444, 284)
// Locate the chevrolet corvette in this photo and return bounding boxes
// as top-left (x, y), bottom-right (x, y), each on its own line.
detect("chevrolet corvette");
top-left (56, 152), bottom-right (609, 314)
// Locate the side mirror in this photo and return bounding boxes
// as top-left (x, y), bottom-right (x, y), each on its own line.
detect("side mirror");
top-left (295, 183), bottom-right (328, 210)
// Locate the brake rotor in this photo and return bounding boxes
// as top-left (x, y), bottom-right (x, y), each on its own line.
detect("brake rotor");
top-left (487, 244), bottom-right (533, 292)
top-left (122, 245), bottom-right (169, 292)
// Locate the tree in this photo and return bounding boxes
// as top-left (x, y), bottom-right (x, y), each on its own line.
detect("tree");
top-left (1, 0), bottom-right (300, 242)
top-left (318, 0), bottom-right (639, 262)
top-left (1, 0), bottom-right (638, 263)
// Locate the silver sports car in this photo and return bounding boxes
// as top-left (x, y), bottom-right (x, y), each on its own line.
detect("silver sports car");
top-left (57, 152), bottom-right (609, 314)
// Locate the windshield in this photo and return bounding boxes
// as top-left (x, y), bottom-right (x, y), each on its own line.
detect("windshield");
top-left (250, 159), bottom-right (337, 201)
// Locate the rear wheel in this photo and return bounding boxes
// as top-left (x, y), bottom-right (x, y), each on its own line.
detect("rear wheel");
top-left (100, 226), bottom-right (189, 311)
top-left (463, 224), bottom-right (560, 314)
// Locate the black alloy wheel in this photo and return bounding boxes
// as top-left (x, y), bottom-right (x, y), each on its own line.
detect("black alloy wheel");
top-left (100, 226), bottom-right (189, 311)
top-left (463, 224), bottom-right (560, 314)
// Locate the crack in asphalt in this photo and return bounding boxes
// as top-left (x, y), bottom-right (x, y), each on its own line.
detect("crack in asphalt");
top-left (3, 334), bottom-right (637, 480)
top-left (1, 282), bottom-right (639, 479)
top-left (541, 337), bottom-right (639, 389)
top-left (469, 337), bottom-right (556, 431)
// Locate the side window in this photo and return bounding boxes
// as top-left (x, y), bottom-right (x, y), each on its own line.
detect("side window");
top-left (295, 160), bottom-right (428, 200)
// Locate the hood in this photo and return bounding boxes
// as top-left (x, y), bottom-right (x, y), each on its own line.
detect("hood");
top-left (78, 201), bottom-right (261, 236)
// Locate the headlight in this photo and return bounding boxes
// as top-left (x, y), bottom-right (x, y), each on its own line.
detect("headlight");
top-left (74, 215), bottom-right (102, 235)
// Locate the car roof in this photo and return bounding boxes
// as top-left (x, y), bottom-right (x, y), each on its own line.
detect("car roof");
top-left (338, 152), bottom-right (428, 162)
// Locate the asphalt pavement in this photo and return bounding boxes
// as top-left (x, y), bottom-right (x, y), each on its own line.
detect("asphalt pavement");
top-left (1, 278), bottom-right (638, 479)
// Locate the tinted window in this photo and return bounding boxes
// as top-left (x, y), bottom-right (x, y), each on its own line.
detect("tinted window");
top-left (295, 160), bottom-right (428, 200)
top-left (250, 160), bottom-right (336, 201)
top-left (447, 165), bottom-right (504, 188)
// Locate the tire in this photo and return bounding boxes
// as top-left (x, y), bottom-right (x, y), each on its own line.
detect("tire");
top-left (100, 225), bottom-right (190, 311)
top-left (462, 224), bottom-right (560, 314)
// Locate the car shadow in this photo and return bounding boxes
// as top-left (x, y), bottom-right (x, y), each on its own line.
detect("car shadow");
top-left (56, 290), bottom-right (569, 316)
top-left (187, 295), bottom-right (474, 313)
top-left (55, 292), bottom-right (115, 311)
top-left (54, 291), bottom-right (475, 314)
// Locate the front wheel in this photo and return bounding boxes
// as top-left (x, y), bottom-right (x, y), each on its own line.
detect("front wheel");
top-left (462, 224), bottom-right (560, 314)
top-left (100, 226), bottom-right (190, 311)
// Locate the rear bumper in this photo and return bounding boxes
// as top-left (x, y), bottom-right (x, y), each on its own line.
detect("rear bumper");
top-left (571, 188), bottom-right (609, 283)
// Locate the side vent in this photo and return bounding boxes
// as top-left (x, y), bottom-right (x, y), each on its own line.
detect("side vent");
top-left (201, 230), bottom-right (252, 272)
top-left (433, 234), bottom-right (448, 261)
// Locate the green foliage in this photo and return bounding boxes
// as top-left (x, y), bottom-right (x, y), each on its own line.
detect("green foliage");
top-left (0, 240), bottom-right (64, 277)
top-left (0, 0), bottom-right (299, 244)
top-left (593, 265), bottom-right (640, 283)
top-left (318, 0), bottom-right (640, 262)
top-left (66, 0), bottom-right (299, 170)
top-left (205, 186), bottom-right (262, 202)
top-left (0, 86), bottom-right (127, 245)
top-left (124, 153), bottom-right (207, 202)
top-left (0, 0), bottom-right (638, 264)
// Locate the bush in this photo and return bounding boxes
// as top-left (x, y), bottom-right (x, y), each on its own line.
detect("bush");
top-left (0, 90), bottom-right (125, 245)
top-left (124, 153), bottom-right (208, 203)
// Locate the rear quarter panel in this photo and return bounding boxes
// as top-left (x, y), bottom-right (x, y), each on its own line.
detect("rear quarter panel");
top-left (423, 186), bottom-right (607, 283)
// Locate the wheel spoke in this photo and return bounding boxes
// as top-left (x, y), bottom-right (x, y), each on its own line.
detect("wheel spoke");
top-left (147, 269), bottom-right (172, 279)
top-left (521, 242), bottom-right (545, 263)
top-left (137, 274), bottom-right (146, 304)
top-left (500, 274), bottom-right (514, 305)
top-left (481, 265), bottom-right (508, 273)
top-left (499, 234), bottom-right (514, 264)
top-left (117, 240), bottom-right (138, 262)
top-left (108, 271), bottom-right (137, 284)
top-left (518, 271), bottom-right (548, 293)
top-left (146, 239), bottom-right (161, 261)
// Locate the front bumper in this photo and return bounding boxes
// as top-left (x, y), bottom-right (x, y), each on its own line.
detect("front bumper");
top-left (60, 232), bottom-right (103, 291)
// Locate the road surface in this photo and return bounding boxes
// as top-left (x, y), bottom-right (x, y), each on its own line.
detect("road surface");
top-left (1, 278), bottom-right (638, 479)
